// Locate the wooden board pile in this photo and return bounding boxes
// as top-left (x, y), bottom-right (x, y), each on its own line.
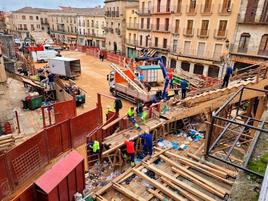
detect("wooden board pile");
top-left (0, 134), bottom-right (15, 151)
top-left (94, 148), bottom-right (237, 201)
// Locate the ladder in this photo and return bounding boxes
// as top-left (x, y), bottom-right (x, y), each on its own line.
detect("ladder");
top-left (182, 117), bottom-right (193, 130)
top-left (110, 63), bottom-right (148, 95)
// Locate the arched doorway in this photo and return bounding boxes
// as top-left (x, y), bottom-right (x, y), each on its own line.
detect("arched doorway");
top-left (181, 61), bottom-right (190, 72)
top-left (170, 59), bottom-right (176, 69)
top-left (208, 65), bottom-right (220, 78)
top-left (113, 42), bottom-right (117, 54)
top-left (193, 64), bottom-right (204, 75)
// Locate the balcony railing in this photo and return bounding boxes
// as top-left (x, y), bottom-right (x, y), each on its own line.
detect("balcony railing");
top-left (200, 4), bottom-right (213, 15)
top-left (218, 3), bottom-right (232, 15)
top-left (214, 29), bottom-right (227, 39)
top-left (138, 7), bottom-right (151, 15)
top-left (197, 28), bottom-right (209, 38)
top-left (139, 24), bottom-right (151, 31)
top-left (105, 11), bottom-right (119, 17)
top-left (186, 4), bottom-right (198, 15)
top-left (230, 44), bottom-right (268, 58)
top-left (152, 24), bottom-right (170, 32)
top-left (127, 23), bottom-right (139, 29)
top-left (153, 5), bottom-right (174, 14)
top-left (183, 28), bottom-right (194, 37)
top-left (170, 47), bottom-right (222, 61)
top-left (126, 39), bottom-right (139, 46)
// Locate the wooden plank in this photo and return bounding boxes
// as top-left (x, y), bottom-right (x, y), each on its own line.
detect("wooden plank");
top-left (112, 182), bottom-right (147, 201)
top-left (95, 194), bottom-right (110, 201)
top-left (142, 163), bottom-right (216, 201)
top-left (132, 168), bottom-right (187, 201)
top-left (160, 176), bottom-right (199, 201)
top-left (147, 189), bottom-right (165, 200)
top-left (187, 153), bottom-right (237, 178)
top-left (161, 150), bottom-right (228, 178)
top-left (161, 154), bottom-right (233, 186)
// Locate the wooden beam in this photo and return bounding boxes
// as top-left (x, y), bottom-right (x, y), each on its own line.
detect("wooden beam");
top-left (112, 182), bottom-right (147, 201)
top-left (187, 153), bottom-right (237, 178)
top-left (160, 153), bottom-right (233, 185)
top-left (95, 194), bottom-right (109, 201)
top-left (160, 150), bottom-right (228, 178)
top-left (160, 176), bottom-right (200, 201)
top-left (132, 168), bottom-right (187, 201)
top-left (142, 163), bottom-right (216, 201)
top-left (147, 189), bottom-right (165, 200)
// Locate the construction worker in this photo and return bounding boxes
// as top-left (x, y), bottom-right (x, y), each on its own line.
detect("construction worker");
top-left (89, 140), bottom-right (100, 153)
top-left (136, 102), bottom-right (143, 117)
top-left (181, 79), bottom-right (188, 99)
top-left (141, 110), bottom-right (148, 125)
top-left (139, 131), bottom-right (153, 157)
top-left (222, 66), bottom-right (233, 88)
top-left (127, 107), bottom-right (136, 125)
top-left (114, 97), bottom-right (122, 113)
top-left (139, 72), bottom-right (144, 83)
top-left (124, 135), bottom-right (135, 166)
top-left (48, 72), bottom-right (55, 90)
top-left (105, 105), bottom-right (113, 120)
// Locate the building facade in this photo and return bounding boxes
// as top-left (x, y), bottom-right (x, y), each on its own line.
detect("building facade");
top-left (230, 0), bottom-right (268, 69)
top-left (104, 0), bottom-right (139, 54)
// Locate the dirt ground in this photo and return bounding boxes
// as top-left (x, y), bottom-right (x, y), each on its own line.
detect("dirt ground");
top-left (60, 50), bottom-right (133, 116)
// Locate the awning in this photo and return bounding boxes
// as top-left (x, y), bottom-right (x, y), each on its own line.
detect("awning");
top-left (137, 65), bottom-right (161, 70)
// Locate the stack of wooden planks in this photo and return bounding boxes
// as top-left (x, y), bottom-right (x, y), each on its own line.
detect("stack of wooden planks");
top-left (94, 147), bottom-right (237, 201)
top-left (0, 134), bottom-right (15, 151)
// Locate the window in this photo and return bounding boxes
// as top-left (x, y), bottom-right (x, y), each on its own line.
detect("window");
top-left (167, 0), bottom-right (171, 12)
top-left (155, 37), bottom-right (158, 47)
top-left (163, 38), bottom-right (167, 48)
top-left (157, 0), bottom-right (161, 12)
top-left (128, 33), bottom-right (131, 42)
top-left (177, 0), bottom-right (182, 13)
top-left (189, 0), bottom-right (197, 12)
top-left (238, 33), bottom-right (250, 53)
top-left (141, 18), bottom-right (144, 29)
top-left (204, 0), bottom-right (212, 13)
top-left (175, 19), bottom-right (179, 33)
top-left (22, 15), bottom-right (26, 20)
top-left (146, 36), bottom-right (149, 47)
top-left (36, 16), bottom-right (39, 20)
top-left (186, 20), bottom-right (193, 34)
top-left (31, 24), bottom-right (34, 31)
top-left (142, 2), bottom-right (145, 12)
top-left (213, 44), bottom-right (223, 59)
top-left (129, 17), bottom-right (132, 24)
top-left (200, 20), bottom-right (209, 36)
top-left (29, 16), bottom-right (33, 20)
top-left (134, 34), bottom-right (136, 42)
top-left (260, 0), bottom-right (268, 23)
top-left (156, 18), bottom-right (160, 30)
top-left (258, 34), bottom-right (268, 55)
top-left (184, 41), bottom-right (191, 55)
top-left (23, 24), bottom-right (27, 30)
top-left (165, 18), bottom-right (169, 31)
top-left (140, 35), bottom-right (143, 46)
top-left (197, 42), bottom-right (205, 57)
top-left (37, 25), bottom-right (40, 29)
top-left (218, 20), bottom-right (227, 36)
top-left (147, 18), bottom-right (150, 29)
top-left (173, 39), bottom-right (178, 52)
top-left (92, 20), bottom-right (94, 27)
top-left (222, 0), bottom-right (232, 12)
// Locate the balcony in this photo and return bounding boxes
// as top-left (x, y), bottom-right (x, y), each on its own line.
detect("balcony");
top-left (218, 3), bottom-right (232, 15)
top-left (105, 11), bottom-right (120, 17)
top-left (153, 5), bottom-right (174, 14)
top-left (183, 28), bottom-right (194, 37)
top-left (186, 4), bottom-right (198, 15)
top-left (115, 28), bottom-right (121, 35)
top-left (152, 24), bottom-right (170, 33)
top-left (127, 23), bottom-right (139, 30)
top-left (214, 29), bottom-right (227, 39)
top-left (139, 24), bottom-right (151, 31)
top-left (126, 39), bottom-right (139, 46)
top-left (170, 47), bottom-right (222, 62)
top-left (230, 44), bottom-right (268, 58)
top-left (200, 4), bottom-right (213, 15)
top-left (138, 7), bottom-right (151, 15)
top-left (197, 29), bottom-right (209, 38)
top-left (172, 28), bottom-right (180, 36)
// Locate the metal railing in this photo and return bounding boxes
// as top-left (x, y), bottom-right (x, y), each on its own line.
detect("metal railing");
top-left (138, 7), bottom-right (151, 15)
top-left (218, 3), bottom-right (232, 15)
top-left (152, 24), bottom-right (170, 32)
top-left (127, 23), bottom-right (139, 29)
top-left (214, 29), bottom-right (227, 39)
top-left (200, 4), bottom-right (213, 15)
top-left (153, 5), bottom-right (175, 13)
top-left (105, 11), bottom-right (120, 17)
top-left (170, 47), bottom-right (222, 61)
top-left (197, 28), bottom-right (209, 38)
top-left (183, 28), bottom-right (194, 37)
top-left (186, 4), bottom-right (198, 15)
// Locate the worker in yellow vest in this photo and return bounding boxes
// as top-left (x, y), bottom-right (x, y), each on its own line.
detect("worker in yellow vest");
top-left (105, 105), bottom-right (113, 120)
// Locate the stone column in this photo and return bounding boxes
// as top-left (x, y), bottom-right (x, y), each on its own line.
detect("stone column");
top-left (189, 63), bottom-right (195, 74)
top-left (203, 64), bottom-right (209, 77)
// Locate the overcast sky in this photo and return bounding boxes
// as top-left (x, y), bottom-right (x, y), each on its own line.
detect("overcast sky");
top-left (0, 0), bottom-right (104, 11)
